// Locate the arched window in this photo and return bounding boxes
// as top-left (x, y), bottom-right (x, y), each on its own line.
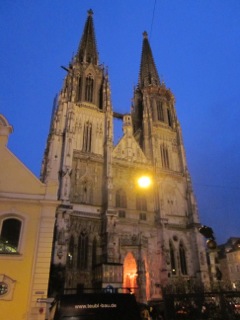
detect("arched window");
top-left (85, 75), bottom-right (94, 102)
top-left (160, 144), bottom-right (169, 169)
top-left (167, 109), bottom-right (172, 127)
top-left (136, 193), bottom-right (147, 211)
top-left (169, 241), bottom-right (176, 275)
top-left (82, 121), bottom-right (92, 152)
top-left (0, 218), bottom-right (22, 254)
top-left (157, 101), bottom-right (164, 121)
top-left (77, 232), bottom-right (89, 270)
top-left (179, 242), bottom-right (188, 275)
top-left (76, 76), bottom-right (82, 101)
top-left (92, 237), bottom-right (97, 269)
top-left (116, 189), bottom-right (127, 208)
top-left (67, 236), bottom-right (74, 268)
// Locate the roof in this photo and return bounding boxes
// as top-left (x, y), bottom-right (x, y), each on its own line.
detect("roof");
top-left (76, 9), bottom-right (99, 65)
top-left (138, 31), bottom-right (160, 88)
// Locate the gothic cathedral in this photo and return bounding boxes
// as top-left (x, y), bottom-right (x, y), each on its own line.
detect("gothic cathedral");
top-left (41, 10), bottom-right (209, 303)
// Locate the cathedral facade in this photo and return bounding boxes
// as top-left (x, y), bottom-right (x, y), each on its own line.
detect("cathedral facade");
top-left (41, 10), bottom-right (209, 303)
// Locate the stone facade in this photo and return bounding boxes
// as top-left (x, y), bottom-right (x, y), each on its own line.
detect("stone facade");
top-left (218, 237), bottom-right (240, 289)
top-left (41, 10), bottom-right (210, 303)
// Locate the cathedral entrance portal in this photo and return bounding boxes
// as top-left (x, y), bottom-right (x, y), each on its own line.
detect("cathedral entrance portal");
top-left (123, 252), bottom-right (137, 295)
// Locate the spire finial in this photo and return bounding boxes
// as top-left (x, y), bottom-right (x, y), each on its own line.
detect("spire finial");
top-left (77, 9), bottom-right (98, 64)
top-left (143, 31), bottom-right (148, 39)
top-left (139, 30), bottom-right (160, 88)
top-left (88, 9), bottom-right (93, 16)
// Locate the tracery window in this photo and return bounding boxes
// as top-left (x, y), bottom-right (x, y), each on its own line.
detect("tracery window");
top-left (167, 108), bottom-right (172, 127)
top-left (67, 236), bottom-right (74, 268)
top-left (85, 75), bottom-right (94, 102)
top-left (139, 212), bottom-right (146, 221)
top-left (0, 218), bottom-right (22, 254)
top-left (169, 241), bottom-right (176, 275)
top-left (136, 193), bottom-right (147, 211)
top-left (76, 76), bottom-right (82, 101)
top-left (82, 121), bottom-right (92, 152)
top-left (116, 189), bottom-right (127, 208)
top-left (157, 101), bottom-right (164, 121)
top-left (160, 144), bottom-right (169, 169)
top-left (118, 210), bottom-right (126, 218)
top-left (92, 237), bottom-right (97, 269)
top-left (179, 242), bottom-right (188, 275)
top-left (77, 232), bottom-right (89, 270)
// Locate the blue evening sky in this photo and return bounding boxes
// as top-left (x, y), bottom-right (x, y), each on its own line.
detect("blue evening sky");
top-left (1, 1), bottom-right (240, 244)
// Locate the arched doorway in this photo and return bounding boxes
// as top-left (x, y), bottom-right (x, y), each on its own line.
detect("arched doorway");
top-left (123, 252), bottom-right (137, 294)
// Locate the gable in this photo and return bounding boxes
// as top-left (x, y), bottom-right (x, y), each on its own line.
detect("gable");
top-left (113, 135), bottom-right (148, 164)
top-left (0, 146), bottom-right (46, 195)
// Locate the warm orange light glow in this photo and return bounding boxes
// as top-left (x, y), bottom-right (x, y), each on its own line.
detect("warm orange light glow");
top-left (138, 176), bottom-right (151, 188)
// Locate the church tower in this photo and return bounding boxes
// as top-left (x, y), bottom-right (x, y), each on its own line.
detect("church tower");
top-left (41, 10), bottom-right (209, 302)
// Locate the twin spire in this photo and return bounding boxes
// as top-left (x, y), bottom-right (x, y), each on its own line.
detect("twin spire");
top-left (139, 31), bottom-right (161, 88)
top-left (76, 9), bottom-right (99, 65)
top-left (77, 10), bottom-right (160, 88)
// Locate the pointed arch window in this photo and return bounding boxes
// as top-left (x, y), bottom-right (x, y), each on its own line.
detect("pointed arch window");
top-left (179, 242), bottom-right (188, 275)
top-left (92, 237), bottom-right (97, 269)
top-left (157, 101), bottom-right (164, 121)
top-left (136, 193), bottom-right (147, 211)
top-left (77, 232), bottom-right (89, 270)
top-left (82, 121), bottom-right (92, 152)
top-left (160, 144), bottom-right (169, 168)
top-left (67, 236), bottom-right (74, 268)
top-left (76, 76), bottom-right (82, 102)
top-left (57, 228), bottom-right (65, 245)
top-left (85, 75), bottom-right (94, 102)
top-left (116, 189), bottom-right (127, 208)
top-left (0, 218), bottom-right (22, 254)
top-left (169, 241), bottom-right (176, 275)
top-left (167, 109), bottom-right (172, 127)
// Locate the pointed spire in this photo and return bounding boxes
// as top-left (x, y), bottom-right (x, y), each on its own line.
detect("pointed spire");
top-left (139, 31), bottom-right (160, 88)
top-left (76, 9), bottom-right (99, 64)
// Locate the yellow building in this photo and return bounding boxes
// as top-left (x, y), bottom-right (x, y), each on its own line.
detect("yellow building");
top-left (0, 114), bottom-right (59, 320)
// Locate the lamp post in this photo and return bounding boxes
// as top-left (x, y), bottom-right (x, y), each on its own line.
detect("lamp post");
top-left (198, 225), bottom-right (222, 285)
top-left (135, 174), bottom-right (152, 303)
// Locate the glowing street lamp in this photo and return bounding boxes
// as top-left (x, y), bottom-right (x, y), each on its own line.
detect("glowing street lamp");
top-left (137, 176), bottom-right (151, 188)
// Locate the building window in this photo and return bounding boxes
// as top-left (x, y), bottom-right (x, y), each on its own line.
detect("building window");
top-left (136, 194), bottom-right (147, 211)
top-left (0, 275), bottom-right (16, 300)
top-left (0, 218), bottom-right (22, 254)
top-left (167, 109), bottom-right (172, 127)
top-left (76, 76), bottom-right (82, 101)
top-left (82, 122), bottom-right (92, 152)
top-left (179, 242), bottom-right (188, 275)
top-left (0, 282), bottom-right (8, 295)
top-left (157, 101), bottom-right (164, 121)
top-left (85, 75), bottom-right (94, 102)
top-left (116, 189), bottom-right (127, 208)
top-left (139, 212), bottom-right (146, 221)
top-left (77, 232), bottom-right (89, 270)
top-left (67, 236), bottom-right (74, 268)
top-left (92, 237), bottom-right (97, 269)
top-left (169, 241), bottom-right (176, 275)
top-left (160, 144), bottom-right (169, 168)
top-left (119, 210), bottom-right (126, 218)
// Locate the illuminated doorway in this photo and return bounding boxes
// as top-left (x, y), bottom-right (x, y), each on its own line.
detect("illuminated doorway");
top-left (123, 252), bottom-right (137, 294)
